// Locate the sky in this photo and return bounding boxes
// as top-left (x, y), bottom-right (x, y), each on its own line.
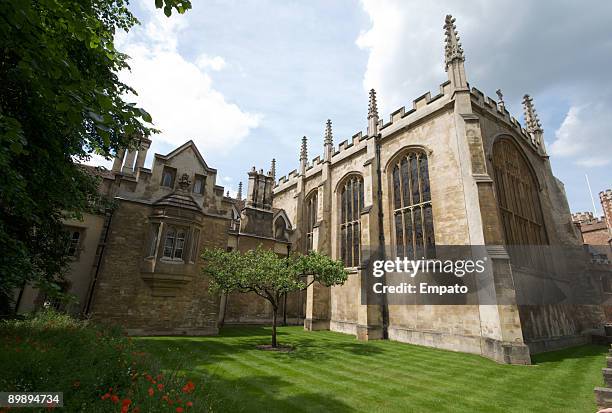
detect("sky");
top-left (89, 0), bottom-right (611, 215)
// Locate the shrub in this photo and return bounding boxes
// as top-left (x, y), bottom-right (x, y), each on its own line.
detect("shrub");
top-left (0, 311), bottom-right (207, 412)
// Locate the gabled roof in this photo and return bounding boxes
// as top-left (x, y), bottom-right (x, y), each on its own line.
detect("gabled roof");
top-left (154, 140), bottom-right (217, 174)
top-left (273, 209), bottom-right (292, 230)
top-left (153, 191), bottom-right (202, 213)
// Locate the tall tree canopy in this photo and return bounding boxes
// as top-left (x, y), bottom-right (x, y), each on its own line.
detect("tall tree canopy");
top-left (0, 0), bottom-right (191, 313)
top-left (202, 247), bottom-right (348, 348)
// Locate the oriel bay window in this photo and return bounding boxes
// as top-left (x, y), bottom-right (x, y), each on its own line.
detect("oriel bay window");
top-left (392, 150), bottom-right (435, 259)
top-left (147, 223), bottom-right (160, 257)
top-left (162, 226), bottom-right (187, 260)
top-left (340, 175), bottom-right (364, 268)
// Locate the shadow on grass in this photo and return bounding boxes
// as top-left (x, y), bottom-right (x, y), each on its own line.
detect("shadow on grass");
top-left (218, 325), bottom-right (289, 338)
top-left (188, 371), bottom-right (355, 413)
top-left (531, 343), bottom-right (607, 365)
top-left (136, 327), bottom-right (386, 367)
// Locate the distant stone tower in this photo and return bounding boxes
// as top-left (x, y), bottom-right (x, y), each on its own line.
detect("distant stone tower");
top-left (239, 166), bottom-right (275, 237)
top-left (601, 189), bottom-right (612, 237)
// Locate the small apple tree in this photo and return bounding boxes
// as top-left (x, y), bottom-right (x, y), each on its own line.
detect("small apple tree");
top-left (202, 246), bottom-right (348, 348)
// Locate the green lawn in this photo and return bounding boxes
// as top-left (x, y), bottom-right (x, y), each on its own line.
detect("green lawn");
top-left (136, 326), bottom-right (606, 413)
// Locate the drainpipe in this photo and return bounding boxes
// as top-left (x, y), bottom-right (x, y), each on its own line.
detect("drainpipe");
top-left (375, 135), bottom-right (389, 339)
top-left (283, 244), bottom-right (291, 326)
top-left (84, 208), bottom-right (114, 315)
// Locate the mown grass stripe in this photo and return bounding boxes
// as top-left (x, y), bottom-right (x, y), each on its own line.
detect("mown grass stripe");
top-left (136, 326), bottom-right (605, 413)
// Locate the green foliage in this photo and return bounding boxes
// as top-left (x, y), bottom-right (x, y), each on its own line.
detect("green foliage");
top-left (202, 247), bottom-right (347, 346)
top-left (0, 310), bottom-right (209, 412)
top-left (0, 0), bottom-right (188, 313)
top-left (155, 0), bottom-right (192, 16)
top-left (203, 247), bottom-right (348, 306)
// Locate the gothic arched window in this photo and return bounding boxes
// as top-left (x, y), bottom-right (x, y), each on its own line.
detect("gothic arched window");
top-left (305, 192), bottom-right (318, 252)
top-left (391, 150), bottom-right (435, 259)
top-left (492, 139), bottom-right (547, 246)
top-left (274, 216), bottom-right (288, 241)
top-left (340, 175), bottom-right (364, 267)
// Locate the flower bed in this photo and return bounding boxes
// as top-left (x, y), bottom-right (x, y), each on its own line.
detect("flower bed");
top-left (0, 311), bottom-right (208, 412)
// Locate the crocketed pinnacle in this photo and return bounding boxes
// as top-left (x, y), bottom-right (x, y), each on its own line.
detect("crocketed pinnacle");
top-left (324, 119), bottom-right (333, 146)
top-left (522, 94), bottom-right (543, 133)
top-left (270, 159), bottom-right (276, 180)
top-left (368, 89), bottom-right (378, 119)
top-left (300, 136), bottom-right (308, 161)
top-left (444, 14), bottom-right (465, 71)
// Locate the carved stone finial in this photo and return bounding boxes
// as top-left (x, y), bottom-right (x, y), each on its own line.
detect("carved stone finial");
top-left (270, 159), bottom-right (276, 180)
top-left (324, 119), bottom-right (333, 146)
top-left (444, 14), bottom-right (465, 71)
top-left (368, 89), bottom-right (378, 119)
top-left (237, 181), bottom-right (243, 200)
top-left (522, 94), bottom-right (543, 133)
top-left (496, 89), bottom-right (504, 108)
top-left (177, 173), bottom-right (191, 190)
top-left (226, 190), bottom-right (230, 197)
top-left (300, 136), bottom-right (308, 161)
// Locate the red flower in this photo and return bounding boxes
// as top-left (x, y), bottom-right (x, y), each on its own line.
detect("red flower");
top-left (122, 399), bottom-right (131, 406)
top-left (157, 383), bottom-right (164, 391)
top-left (186, 401), bottom-right (193, 407)
top-left (148, 387), bottom-right (154, 397)
top-left (101, 393), bottom-right (110, 400)
top-left (181, 381), bottom-right (195, 394)
top-left (111, 395), bottom-right (119, 404)
top-left (176, 408), bottom-right (184, 413)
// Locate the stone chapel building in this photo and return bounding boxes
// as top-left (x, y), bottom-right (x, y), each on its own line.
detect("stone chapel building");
top-left (15, 15), bottom-right (609, 364)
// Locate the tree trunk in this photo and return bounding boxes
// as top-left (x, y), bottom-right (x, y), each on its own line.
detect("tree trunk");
top-left (271, 305), bottom-right (278, 348)
top-left (282, 292), bottom-right (288, 326)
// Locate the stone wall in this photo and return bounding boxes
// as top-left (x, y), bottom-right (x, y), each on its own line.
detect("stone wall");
top-left (90, 200), bottom-right (223, 335)
top-left (476, 100), bottom-right (605, 352)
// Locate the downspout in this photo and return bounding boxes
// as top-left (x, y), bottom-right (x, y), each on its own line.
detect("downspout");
top-left (375, 135), bottom-right (389, 339)
top-left (13, 283), bottom-right (26, 316)
top-left (84, 208), bottom-right (114, 315)
top-left (283, 244), bottom-right (291, 326)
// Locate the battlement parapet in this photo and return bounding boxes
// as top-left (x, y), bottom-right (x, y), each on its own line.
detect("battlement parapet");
top-left (600, 189), bottom-right (612, 201)
top-left (573, 211), bottom-right (607, 228)
top-left (274, 169), bottom-right (299, 193)
top-left (379, 81), bottom-right (452, 133)
top-left (572, 211), bottom-right (595, 223)
top-left (470, 86), bottom-right (542, 155)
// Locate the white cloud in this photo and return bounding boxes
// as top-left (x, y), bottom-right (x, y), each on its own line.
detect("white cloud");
top-left (82, 153), bottom-right (113, 169)
top-left (356, 0), bottom-right (612, 171)
top-left (116, 1), bottom-right (260, 163)
top-left (355, 0), bottom-right (612, 114)
top-left (550, 104), bottom-right (612, 167)
top-left (196, 54), bottom-right (227, 71)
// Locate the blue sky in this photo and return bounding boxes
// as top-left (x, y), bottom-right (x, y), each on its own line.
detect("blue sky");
top-left (92, 0), bottom-right (611, 215)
